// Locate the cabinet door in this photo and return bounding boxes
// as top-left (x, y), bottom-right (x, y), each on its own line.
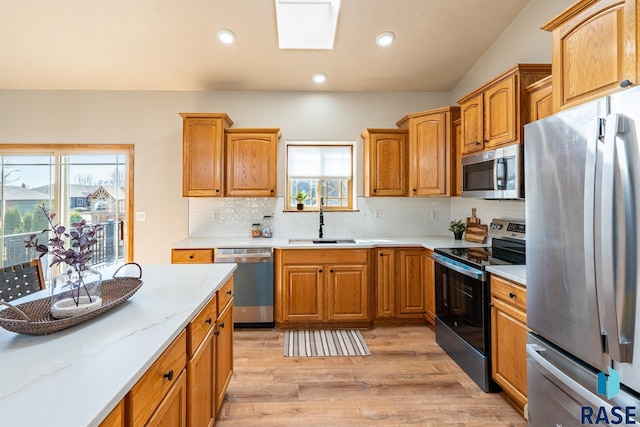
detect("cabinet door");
top-left (453, 119), bottom-right (462, 196)
top-left (491, 298), bottom-right (528, 412)
top-left (410, 112), bottom-right (449, 196)
top-left (424, 250), bottom-right (435, 325)
top-left (146, 370), bottom-right (187, 427)
top-left (364, 131), bottom-right (407, 196)
top-left (375, 249), bottom-right (395, 318)
top-left (225, 130), bottom-right (279, 197)
top-left (544, 0), bottom-right (637, 110)
top-left (280, 265), bottom-right (324, 322)
top-left (326, 264), bottom-right (369, 321)
top-left (99, 400), bottom-right (125, 427)
top-left (182, 116), bottom-right (226, 197)
top-left (460, 94), bottom-right (484, 154)
top-left (398, 249), bottom-right (425, 314)
top-left (528, 76), bottom-right (553, 122)
top-left (215, 300), bottom-right (234, 414)
top-left (483, 75), bottom-right (516, 149)
top-left (187, 329), bottom-right (215, 427)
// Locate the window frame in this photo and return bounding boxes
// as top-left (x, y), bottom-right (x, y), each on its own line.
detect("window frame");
top-left (285, 142), bottom-right (355, 212)
top-left (0, 144), bottom-right (135, 263)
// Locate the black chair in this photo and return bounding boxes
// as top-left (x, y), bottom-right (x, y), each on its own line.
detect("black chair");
top-left (0, 260), bottom-right (45, 302)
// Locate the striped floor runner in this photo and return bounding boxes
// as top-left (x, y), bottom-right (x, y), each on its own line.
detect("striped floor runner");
top-left (284, 329), bottom-right (371, 357)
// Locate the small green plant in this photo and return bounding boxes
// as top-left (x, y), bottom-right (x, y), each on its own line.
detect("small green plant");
top-left (295, 190), bottom-right (308, 204)
top-left (448, 219), bottom-right (467, 234)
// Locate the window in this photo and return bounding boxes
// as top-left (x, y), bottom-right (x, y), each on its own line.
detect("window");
top-left (286, 143), bottom-right (353, 210)
top-left (0, 145), bottom-right (134, 276)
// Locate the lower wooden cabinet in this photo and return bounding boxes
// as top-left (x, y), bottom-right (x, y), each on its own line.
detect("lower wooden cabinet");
top-left (490, 274), bottom-right (528, 415)
top-left (110, 277), bottom-right (234, 427)
top-left (424, 249), bottom-right (435, 325)
top-left (171, 249), bottom-right (214, 264)
top-left (215, 297), bottom-right (234, 414)
top-left (275, 249), bottom-right (370, 327)
top-left (375, 247), bottom-right (430, 323)
top-left (99, 400), bottom-right (125, 427)
top-left (146, 371), bottom-right (187, 427)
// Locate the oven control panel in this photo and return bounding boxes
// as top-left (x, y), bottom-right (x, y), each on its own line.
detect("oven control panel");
top-left (489, 218), bottom-right (525, 240)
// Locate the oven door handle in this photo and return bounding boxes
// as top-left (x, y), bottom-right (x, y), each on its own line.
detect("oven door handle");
top-left (431, 253), bottom-right (486, 281)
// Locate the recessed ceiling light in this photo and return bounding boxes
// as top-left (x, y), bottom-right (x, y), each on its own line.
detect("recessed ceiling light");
top-left (312, 72), bottom-right (327, 83)
top-left (217, 29), bottom-right (236, 45)
top-left (376, 31), bottom-right (395, 47)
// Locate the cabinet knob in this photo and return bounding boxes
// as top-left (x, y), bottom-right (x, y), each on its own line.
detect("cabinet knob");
top-left (163, 370), bottom-right (174, 381)
top-left (330, 269), bottom-right (334, 273)
top-left (475, 141), bottom-right (481, 146)
top-left (215, 189), bottom-right (220, 193)
top-left (621, 79), bottom-right (633, 88)
top-left (483, 139), bottom-right (489, 143)
top-left (220, 322), bottom-right (225, 328)
top-left (227, 290), bottom-right (232, 295)
top-left (373, 189), bottom-right (377, 192)
top-left (214, 331), bottom-right (220, 336)
top-left (412, 188), bottom-right (417, 193)
top-left (189, 255), bottom-right (194, 259)
top-left (379, 253), bottom-right (383, 257)
top-left (509, 292), bottom-right (516, 299)
top-left (270, 189), bottom-right (274, 193)
top-left (205, 318), bottom-right (212, 324)
top-left (319, 269), bottom-right (323, 273)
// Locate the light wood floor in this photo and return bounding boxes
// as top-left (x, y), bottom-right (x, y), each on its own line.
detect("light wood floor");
top-left (216, 325), bottom-right (527, 427)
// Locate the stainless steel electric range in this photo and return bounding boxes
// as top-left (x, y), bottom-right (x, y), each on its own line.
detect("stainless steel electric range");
top-left (431, 219), bottom-right (526, 392)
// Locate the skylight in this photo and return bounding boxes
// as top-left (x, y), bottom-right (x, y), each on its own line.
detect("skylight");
top-left (275, 0), bottom-right (341, 50)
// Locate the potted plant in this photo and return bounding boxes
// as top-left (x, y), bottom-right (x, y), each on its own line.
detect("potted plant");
top-left (294, 190), bottom-right (308, 210)
top-left (448, 219), bottom-right (467, 240)
top-left (25, 204), bottom-right (104, 319)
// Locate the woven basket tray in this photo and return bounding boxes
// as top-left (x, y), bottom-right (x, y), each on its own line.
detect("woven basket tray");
top-left (0, 277), bottom-right (143, 336)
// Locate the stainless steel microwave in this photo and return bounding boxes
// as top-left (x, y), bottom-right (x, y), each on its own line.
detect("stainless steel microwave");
top-left (461, 143), bottom-right (522, 199)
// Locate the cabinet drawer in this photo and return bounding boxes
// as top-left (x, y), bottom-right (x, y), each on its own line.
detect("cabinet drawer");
top-left (171, 249), bottom-right (214, 264)
top-left (128, 330), bottom-right (187, 426)
top-left (491, 275), bottom-right (526, 312)
top-left (217, 276), bottom-right (234, 313)
top-left (279, 249), bottom-right (369, 265)
top-left (187, 294), bottom-right (217, 358)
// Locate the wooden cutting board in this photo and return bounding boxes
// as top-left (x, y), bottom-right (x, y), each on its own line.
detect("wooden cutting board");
top-left (465, 223), bottom-right (488, 243)
top-left (467, 208), bottom-right (480, 225)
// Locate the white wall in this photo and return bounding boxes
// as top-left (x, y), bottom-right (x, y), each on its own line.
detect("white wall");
top-left (450, 0), bottom-right (575, 102)
top-left (0, 90), bottom-right (448, 263)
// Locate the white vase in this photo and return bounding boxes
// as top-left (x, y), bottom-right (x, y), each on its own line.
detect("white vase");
top-left (51, 268), bottom-right (103, 319)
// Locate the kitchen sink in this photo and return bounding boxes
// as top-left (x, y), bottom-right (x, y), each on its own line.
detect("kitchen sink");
top-left (288, 238), bottom-right (357, 245)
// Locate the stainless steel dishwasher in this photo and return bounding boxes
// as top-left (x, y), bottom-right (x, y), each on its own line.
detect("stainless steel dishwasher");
top-left (214, 247), bottom-right (274, 328)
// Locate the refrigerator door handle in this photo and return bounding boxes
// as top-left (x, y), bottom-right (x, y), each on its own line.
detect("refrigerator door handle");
top-left (584, 118), bottom-right (605, 354)
top-left (601, 113), bottom-right (636, 363)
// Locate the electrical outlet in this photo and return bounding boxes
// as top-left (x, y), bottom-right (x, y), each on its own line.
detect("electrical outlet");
top-left (135, 211), bottom-right (146, 222)
top-left (375, 209), bottom-right (382, 219)
top-left (430, 209), bottom-right (438, 220)
top-left (212, 211), bottom-right (219, 221)
top-left (365, 211), bottom-right (373, 220)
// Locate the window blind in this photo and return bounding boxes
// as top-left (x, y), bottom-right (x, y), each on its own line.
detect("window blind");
top-left (287, 145), bottom-right (352, 179)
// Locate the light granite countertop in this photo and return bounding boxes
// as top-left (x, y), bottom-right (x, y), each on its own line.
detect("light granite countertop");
top-left (486, 265), bottom-right (526, 286)
top-left (0, 263), bottom-right (236, 427)
top-left (172, 235), bottom-right (489, 251)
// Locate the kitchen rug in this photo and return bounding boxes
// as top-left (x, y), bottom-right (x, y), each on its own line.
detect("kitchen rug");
top-left (284, 329), bottom-right (371, 357)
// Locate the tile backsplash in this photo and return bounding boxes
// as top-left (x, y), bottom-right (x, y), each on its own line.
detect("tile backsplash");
top-left (188, 196), bottom-right (525, 239)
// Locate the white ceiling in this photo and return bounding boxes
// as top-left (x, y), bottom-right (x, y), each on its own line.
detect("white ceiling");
top-left (0, 0), bottom-right (529, 92)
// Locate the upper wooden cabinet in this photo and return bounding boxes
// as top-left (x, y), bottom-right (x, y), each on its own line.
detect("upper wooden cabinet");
top-left (457, 64), bottom-right (551, 155)
top-left (396, 106), bottom-right (460, 196)
top-left (180, 113), bottom-right (233, 197)
top-left (526, 75), bottom-right (553, 122)
top-left (361, 129), bottom-right (408, 197)
top-left (225, 128), bottom-right (280, 197)
top-left (542, 0), bottom-right (639, 111)
top-left (453, 118), bottom-right (462, 197)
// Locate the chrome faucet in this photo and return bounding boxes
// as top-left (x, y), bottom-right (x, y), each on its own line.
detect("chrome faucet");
top-left (319, 197), bottom-right (324, 238)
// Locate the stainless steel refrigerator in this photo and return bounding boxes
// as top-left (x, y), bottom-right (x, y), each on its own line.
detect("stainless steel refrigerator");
top-left (525, 85), bottom-right (640, 426)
